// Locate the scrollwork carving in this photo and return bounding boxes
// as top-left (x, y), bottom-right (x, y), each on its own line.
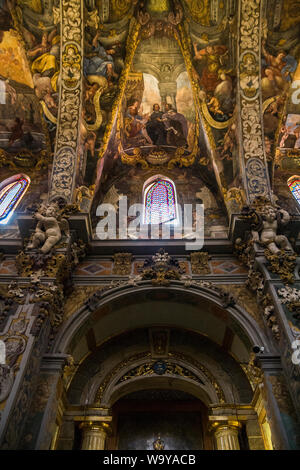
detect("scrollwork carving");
top-left (49, 0), bottom-right (83, 203)
top-left (238, 0), bottom-right (271, 202)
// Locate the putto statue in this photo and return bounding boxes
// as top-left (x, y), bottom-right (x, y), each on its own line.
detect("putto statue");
top-left (250, 203), bottom-right (293, 254)
top-left (27, 202), bottom-right (69, 254)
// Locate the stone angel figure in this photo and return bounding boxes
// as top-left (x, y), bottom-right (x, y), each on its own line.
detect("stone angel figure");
top-left (251, 204), bottom-right (293, 254)
top-left (27, 202), bottom-right (70, 254)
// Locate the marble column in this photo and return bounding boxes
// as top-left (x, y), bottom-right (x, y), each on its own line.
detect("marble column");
top-left (80, 422), bottom-right (110, 450)
top-left (212, 422), bottom-right (241, 450)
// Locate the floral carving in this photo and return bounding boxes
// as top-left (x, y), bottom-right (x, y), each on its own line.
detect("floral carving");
top-left (113, 253), bottom-right (132, 276)
top-left (262, 295), bottom-right (280, 341)
top-left (190, 252), bottom-right (211, 275)
top-left (278, 286), bottom-right (300, 325)
top-left (265, 250), bottom-right (296, 284)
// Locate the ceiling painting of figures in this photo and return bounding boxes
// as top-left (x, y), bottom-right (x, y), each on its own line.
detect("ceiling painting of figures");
top-left (261, 0), bottom-right (300, 212)
top-left (0, 0), bottom-right (54, 213)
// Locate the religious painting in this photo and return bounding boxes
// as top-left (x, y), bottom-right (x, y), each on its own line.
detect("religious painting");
top-left (79, 1), bottom-right (131, 188)
top-left (183, 0), bottom-right (239, 194)
top-left (193, 43), bottom-right (235, 122)
top-left (275, 60), bottom-right (300, 150)
top-left (0, 1), bottom-right (53, 216)
top-left (121, 72), bottom-right (195, 152)
top-left (0, 4), bottom-right (49, 158)
top-left (91, 0), bottom-right (234, 227)
top-left (115, 31), bottom-right (198, 170)
top-left (271, 60), bottom-right (300, 212)
top-left (262, 0), bottom-right (300, 203)
top-left (0, 1), bottom-right (61, 149)
top-left (278, 114), bottom-right (300, 150)
top-left (0, 32), bottom-right (46, 155)
top-left (261, 41), bottom-right (298, 101)
top-left (261, 0), bottom-right (300, 161)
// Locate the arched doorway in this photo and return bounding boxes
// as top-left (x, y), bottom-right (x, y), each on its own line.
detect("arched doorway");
top-left (51, 283), bottom-right (273, 450)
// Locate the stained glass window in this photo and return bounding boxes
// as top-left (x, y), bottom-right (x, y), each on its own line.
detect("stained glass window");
top-left (0, 174), bottom-right (30, 225)
top-left (288, 176), bottom-right (300, 205)
top-left (144, 176), bottom-right (177, 224)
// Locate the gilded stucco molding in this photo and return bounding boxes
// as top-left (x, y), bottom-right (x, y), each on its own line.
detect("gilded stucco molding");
top-left (238, 0), bottom-right (272, 203)
top-left (49, 0), bottom-right (83, 203)
top-left (97, 20), bottom-right (141, 161)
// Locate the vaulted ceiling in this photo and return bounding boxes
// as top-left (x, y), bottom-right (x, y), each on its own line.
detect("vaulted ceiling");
top-left (0, 0), bottom-right (299, 223)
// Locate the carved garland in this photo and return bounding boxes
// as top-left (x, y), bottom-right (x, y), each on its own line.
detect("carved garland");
top-left (238, 0), bottom-right (271, 202)
top-left (49, 0), bottom-right (84, 203)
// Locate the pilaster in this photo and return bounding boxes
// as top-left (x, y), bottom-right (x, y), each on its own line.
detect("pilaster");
top-left (49, 0), bottom-right (84, 203)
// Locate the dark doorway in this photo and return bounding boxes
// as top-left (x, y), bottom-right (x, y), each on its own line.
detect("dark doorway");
top-left (108, 389), bottom-right (213, 450)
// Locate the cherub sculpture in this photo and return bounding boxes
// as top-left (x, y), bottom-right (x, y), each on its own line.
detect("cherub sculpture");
top-left (27, 203), bottom-right (69, 254)
top-left (251, 205), bottom-right (293, 254)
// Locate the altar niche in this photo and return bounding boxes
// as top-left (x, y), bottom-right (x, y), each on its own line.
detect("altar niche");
top-left (108, 390), bottom-right (209, 450)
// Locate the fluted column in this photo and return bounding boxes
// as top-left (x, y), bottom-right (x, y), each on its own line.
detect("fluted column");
top-left (80, 422), bottom-right (110, 450)
top-left (211, 421), bottom-right (241, 450)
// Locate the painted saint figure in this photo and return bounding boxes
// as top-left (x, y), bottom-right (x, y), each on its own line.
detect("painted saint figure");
top-left (84, 30), bottom-right (118, 84)
top-left (28, 29), bottom-right (60, 92)
top-left (124, 99), bottom-right (152, 146)
top-left (193, 43), bottom-right (228, 93)
top-left (261, 41), bottom-right (297, 97)
top-left (162, 104), bottom-right (188, 147)
top-left (146, 103), bottom-right (167, 145)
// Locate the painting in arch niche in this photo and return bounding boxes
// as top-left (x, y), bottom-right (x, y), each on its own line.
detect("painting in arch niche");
top-left (119, 34), bottom-right (197, 162)
top-left (122, 73), bottom-right (195, 153)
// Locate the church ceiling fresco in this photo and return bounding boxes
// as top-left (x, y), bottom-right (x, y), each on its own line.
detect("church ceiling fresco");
top-left (81, 0), bottom-right (132, 188)
top-left (260, 0), bottom-right (300, 212)
top-left (0, 1), bottom-right (53, 209)
top-left (87, 0), bottom-right (240, 234)
top-left (0, 0), bottom-right (299, 226)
